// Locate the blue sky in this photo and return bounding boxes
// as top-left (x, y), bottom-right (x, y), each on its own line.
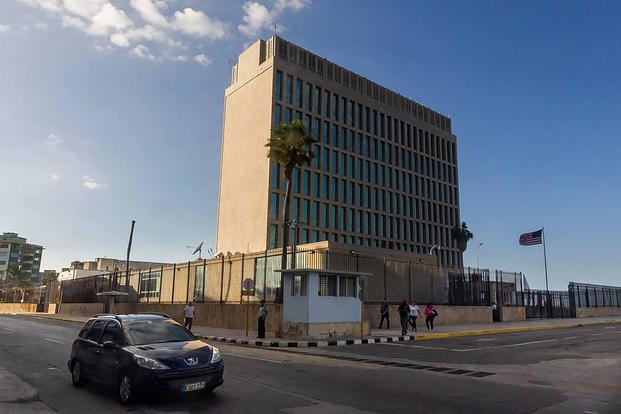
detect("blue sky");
top-left (1, 1), bottom-right (619, 289)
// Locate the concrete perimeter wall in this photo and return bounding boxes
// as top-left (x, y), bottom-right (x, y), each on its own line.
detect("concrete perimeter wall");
top-left (576, 307), bottom-right (621, 318)
top-left (0, 303), bottom-right (37, 313)
top-left (58, 303), bottom-right (105, 316)
top-left (363, 304), bottom-right (493, 326)
top-left (501, 306), bottom-right (526, 322)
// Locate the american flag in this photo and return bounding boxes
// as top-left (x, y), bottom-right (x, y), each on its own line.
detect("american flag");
top-left (519, 229), bottom-right (543, 246)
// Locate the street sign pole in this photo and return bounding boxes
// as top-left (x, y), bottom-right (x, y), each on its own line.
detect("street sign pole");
top-left (242, 278), bottom-right (255, 338)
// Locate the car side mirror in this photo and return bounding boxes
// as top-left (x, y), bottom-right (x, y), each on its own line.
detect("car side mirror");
top-left (102, 340), bottom-right (116, 349)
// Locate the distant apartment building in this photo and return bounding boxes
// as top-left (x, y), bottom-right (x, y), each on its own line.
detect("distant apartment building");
top-left (216, 36), bottom-right (461, 266)
top-left (58, 257), bottom-right (172, 281)
top-left (0, 232), bottom-right (43, 283)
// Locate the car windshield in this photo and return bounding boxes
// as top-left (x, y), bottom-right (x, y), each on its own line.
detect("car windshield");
top-left (123, 319), bottom-right (195, 345)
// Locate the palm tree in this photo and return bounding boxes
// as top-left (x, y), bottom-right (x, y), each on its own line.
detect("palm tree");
top-left (451, 221), bottom-right (474, 252)
top-left (266, 120), bottom-right (316, 301)
top-left (6, 265), bottom-right (30, 286)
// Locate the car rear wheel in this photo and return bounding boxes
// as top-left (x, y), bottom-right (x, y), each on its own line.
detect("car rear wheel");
top-left (118, 373), bottom-right (135, 405)
top-left (71, 360), bottom-right (86, 387)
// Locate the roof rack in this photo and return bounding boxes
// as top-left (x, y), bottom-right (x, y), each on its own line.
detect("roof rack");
top-left (136, 312), bottom-right (171, 318)
top-left (92, 314), bottom-right (122, 321)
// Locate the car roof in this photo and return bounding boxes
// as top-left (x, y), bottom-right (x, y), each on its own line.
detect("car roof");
top-left (89, 313), bottom-right (172, 323)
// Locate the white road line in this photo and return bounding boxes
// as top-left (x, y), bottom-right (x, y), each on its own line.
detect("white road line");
top-left (224, 353), bottom-right (284, 364)
top-left (455, 339), bottom-right (558, 352)
top-left (592, 333), bottom-right (603, 336)
top-left (603, 327), bottom-right (615, 329)
top-left (44, 338), bottom-right (65, 344)
top-left (382, 343), bottom-right (457, 351)
top-left (3, 327), bottom-right (16, 332)
top-left (563, 336), bottom-right (579, 340)
top-left (475, 338), bottom-right (496, 342)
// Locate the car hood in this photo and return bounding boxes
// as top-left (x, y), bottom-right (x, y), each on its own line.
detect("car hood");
top-left (127, 340), bottom-right (216, 369)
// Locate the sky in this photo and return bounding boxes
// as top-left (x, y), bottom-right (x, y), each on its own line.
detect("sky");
top-left (1, 0), bottom-right (620, 290)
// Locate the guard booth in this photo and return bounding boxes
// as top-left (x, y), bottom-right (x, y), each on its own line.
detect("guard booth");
top-left (278, 269), bottom-right (371, 340)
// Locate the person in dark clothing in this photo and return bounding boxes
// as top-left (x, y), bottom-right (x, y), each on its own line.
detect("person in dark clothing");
top-left (398, 300), bottom-right (410, 336)
top-left (257, 300), bottom-right (268, 339)
top-left (424, 303), bottom-right (438, 331)
top-left (379, 299), bottom-right (390, 329)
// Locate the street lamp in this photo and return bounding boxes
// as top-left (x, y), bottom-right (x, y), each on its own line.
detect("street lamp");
top-left (476, 242), bottom-right (484, 271)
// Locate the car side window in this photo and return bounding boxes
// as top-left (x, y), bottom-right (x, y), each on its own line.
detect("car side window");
top-left (100, 322), bottom-right (122, 345)
top-left (85, 320), bottom-right (106, 343)
top-left (78, 320), bottom-right (94, 339)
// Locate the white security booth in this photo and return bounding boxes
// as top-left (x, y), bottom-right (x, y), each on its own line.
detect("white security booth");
top-left (278, 269), bottom-right (371, 340)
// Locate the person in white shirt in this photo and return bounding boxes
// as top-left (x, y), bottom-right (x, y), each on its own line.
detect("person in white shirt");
top-left (408, 301), bottom-right (420, 332)
top-left (184, 301), bottom-right (195, 331)
top-left (257, 300), bottom-right (268, 339)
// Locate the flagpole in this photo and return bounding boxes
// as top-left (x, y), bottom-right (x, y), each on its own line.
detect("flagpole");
top-left (542, 227), bottom-right (549, 292)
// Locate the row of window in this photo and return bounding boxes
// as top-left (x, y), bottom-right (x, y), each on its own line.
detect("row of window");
top-left (274, 71), bottom-right (456, 164)
top-left (269, 190), bottom-right (458, 230)
top-left (273, 38), bottom-right (452, 134)
top-left (271, 162), bottom-right (458, 208)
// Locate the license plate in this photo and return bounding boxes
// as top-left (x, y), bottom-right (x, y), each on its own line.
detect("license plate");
top-left (181, 382), bottom-right (206, 392)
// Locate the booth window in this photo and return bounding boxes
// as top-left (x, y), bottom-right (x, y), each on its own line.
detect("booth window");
top-left (339, 276), bottom-right (357, 297)
top-left (292, 275), bottom-right (307, 296)
top-left (318, 274), bottom-right (337, 296)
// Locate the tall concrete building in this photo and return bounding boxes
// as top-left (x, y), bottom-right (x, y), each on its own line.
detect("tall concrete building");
top-left (217, 36), bottom-right (461, 267)
top-left (0, 232), bottom-right (43, 283)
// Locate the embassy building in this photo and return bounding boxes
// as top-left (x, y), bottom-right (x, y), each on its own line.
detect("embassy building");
top-left (216, 36), bottom-right (462, 267)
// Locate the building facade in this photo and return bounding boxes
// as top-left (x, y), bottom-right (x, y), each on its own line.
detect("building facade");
top-left (58, 257), bottom-right (172, 281)
top-left (0, 232), bottom-right (43, 283)
top-left (217, 36), bottom-right (461, 267)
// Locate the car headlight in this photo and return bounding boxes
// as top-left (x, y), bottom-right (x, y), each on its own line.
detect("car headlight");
top-left (133, 354), bottom-right (169, 370)
top-left (210, 347), bottom-right (222, 364)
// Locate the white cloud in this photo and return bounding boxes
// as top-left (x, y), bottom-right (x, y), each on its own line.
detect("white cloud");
top-left (0, 24), bottom-right (10, 33)
top-left (238, 0), bottom-right (311, 37)
top-left (62, 15), bottom-right (87, 29)
top-left (87, 3), bottom-right (134, 36)
top-left (33, 22), bottom-right (48, 30)
top-left (44, 133), bottom-right (63, 147)
top-left (49, 173), bottom-right (60, 181)
top-left (17, 0), bottom-right (61, 13)
top-left (193, 54), bottom-right (210, 66)
top-left (82, 176), bottom-right (105, 189)
top-left (62, 0), bottom-right (106, 19)
top-left (131, 0), bottom-right (168, 27)
top-left (172, 8), bottom-right (227, 39)
top-left (132, 44), bottom-right (155, 60)
top-left (238, 2), bottom-right (272, 37)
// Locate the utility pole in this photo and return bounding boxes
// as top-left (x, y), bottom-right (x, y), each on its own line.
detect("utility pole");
top-left (123, 220), bottom-right (136, 289)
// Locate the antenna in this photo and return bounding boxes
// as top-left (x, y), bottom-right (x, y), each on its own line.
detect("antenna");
top-left (188, 242), bottom-right (203, 260)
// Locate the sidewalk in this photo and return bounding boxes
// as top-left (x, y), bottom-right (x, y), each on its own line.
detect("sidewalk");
top-left (5, 312), bottom-right (621, 348)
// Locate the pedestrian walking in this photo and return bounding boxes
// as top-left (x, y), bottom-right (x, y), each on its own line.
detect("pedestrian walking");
top-left (183, 301), bottom-right (195, 331)
top-left (257, 300), bottom-right (268, 339)
top-left (424, 303), bottom-right (438, 331)
top-left (398, 299), bottom-right (410, 336)
top-left (492, 301), bottom-right (498, 322)
top-left (378, 299), bottom-right (390, 329)
top-left (408, 301), bottom-right (420, 331)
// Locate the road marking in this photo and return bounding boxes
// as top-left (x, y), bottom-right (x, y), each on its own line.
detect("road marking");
top-left (592, 333), bottom-right (603, 336)
top-left (603, 327), bottom-right (615, 329)
top-left (455, 339), bottom-right (558, 352)
top-left (3, 327), bottom-right (16, 332)
top-left (475, 338), bottom-right (496, 342)
top-left (382, 343), bottom-right (457, 351)
top-left (224, 353), bottom-right (284, 364)
top-left (44, 338), bottom-right (65, 344)
top-left (563, 336), bottom-right (579, 340)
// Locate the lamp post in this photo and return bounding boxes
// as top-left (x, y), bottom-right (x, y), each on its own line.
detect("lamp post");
top-left (476, 242), bottom-right (484, 271)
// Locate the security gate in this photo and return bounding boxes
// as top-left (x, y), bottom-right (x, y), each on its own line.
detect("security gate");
top-left (524, 290), bottom-right (573, 319)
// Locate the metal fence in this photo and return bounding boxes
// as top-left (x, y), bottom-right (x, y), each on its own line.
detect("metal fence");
top-left (569, 282), bottom-right (621, 308)
top-left (55, 249), bottom-right (527, 308)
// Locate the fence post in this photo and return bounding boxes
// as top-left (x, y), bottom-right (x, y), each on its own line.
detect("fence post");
top-left (146, 267), bottom-right (152, 304)
top-left (171, 265), bottom-right (176, 304)
top-left (263, 250), bottom-right (268, 301)
top-left (220, 255), bottom-right (225, 304)
top-left (383, 258), bottom-right (387, 301)
top-left (240, 254), bottom-right (245, 304)
top-left (186, 261), bottom-right (191, 303)
top-left (407, 262), bottom-right (412, 302)
top-left (158, 265), bottom-right (163, 304)
top-left (202, 259), bottom-right (206, 303)
top-left (137, 269), bottom-right (142, 301)
top-left (594, 287), bottom-right (598, 308)
top-left (576, 285), bottom-right (581, 307)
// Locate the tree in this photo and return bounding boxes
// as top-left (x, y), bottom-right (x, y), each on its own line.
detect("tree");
top-left (41, 270), bottom-right (58, 285)
top-left (266, 120), bottom-right (316, 301)
top-left (451, 221), bottom-right (474, 252)
top-left (6, 265), bottom-right (30, 286)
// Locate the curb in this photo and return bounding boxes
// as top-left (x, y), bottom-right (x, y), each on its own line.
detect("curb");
top-left (199, 335), bottom-right (415, 348)
top-left (412, 319), bottom-right (621, 341)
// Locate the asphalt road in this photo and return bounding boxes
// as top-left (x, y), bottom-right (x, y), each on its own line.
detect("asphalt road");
top-left (0, 315), bottom-right (619, 413)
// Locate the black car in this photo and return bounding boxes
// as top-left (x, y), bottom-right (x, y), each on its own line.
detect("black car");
top-left (68, 313), bottom-right (224, 404)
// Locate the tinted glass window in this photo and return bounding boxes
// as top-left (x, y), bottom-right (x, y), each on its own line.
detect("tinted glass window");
top-left (123, 319), bottom-right (195, 345)
top-left (78, 320), bottom-right (94, 338)
top-left (100, 322), bottom-right (122, 344)
top-left (85, 320), bottom-right (106, 342)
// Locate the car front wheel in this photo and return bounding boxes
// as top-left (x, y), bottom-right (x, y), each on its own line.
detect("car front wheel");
top-left (71, 360), bottom-right (86, 387)
top-left (118, 373), bottom-right (135, 405)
